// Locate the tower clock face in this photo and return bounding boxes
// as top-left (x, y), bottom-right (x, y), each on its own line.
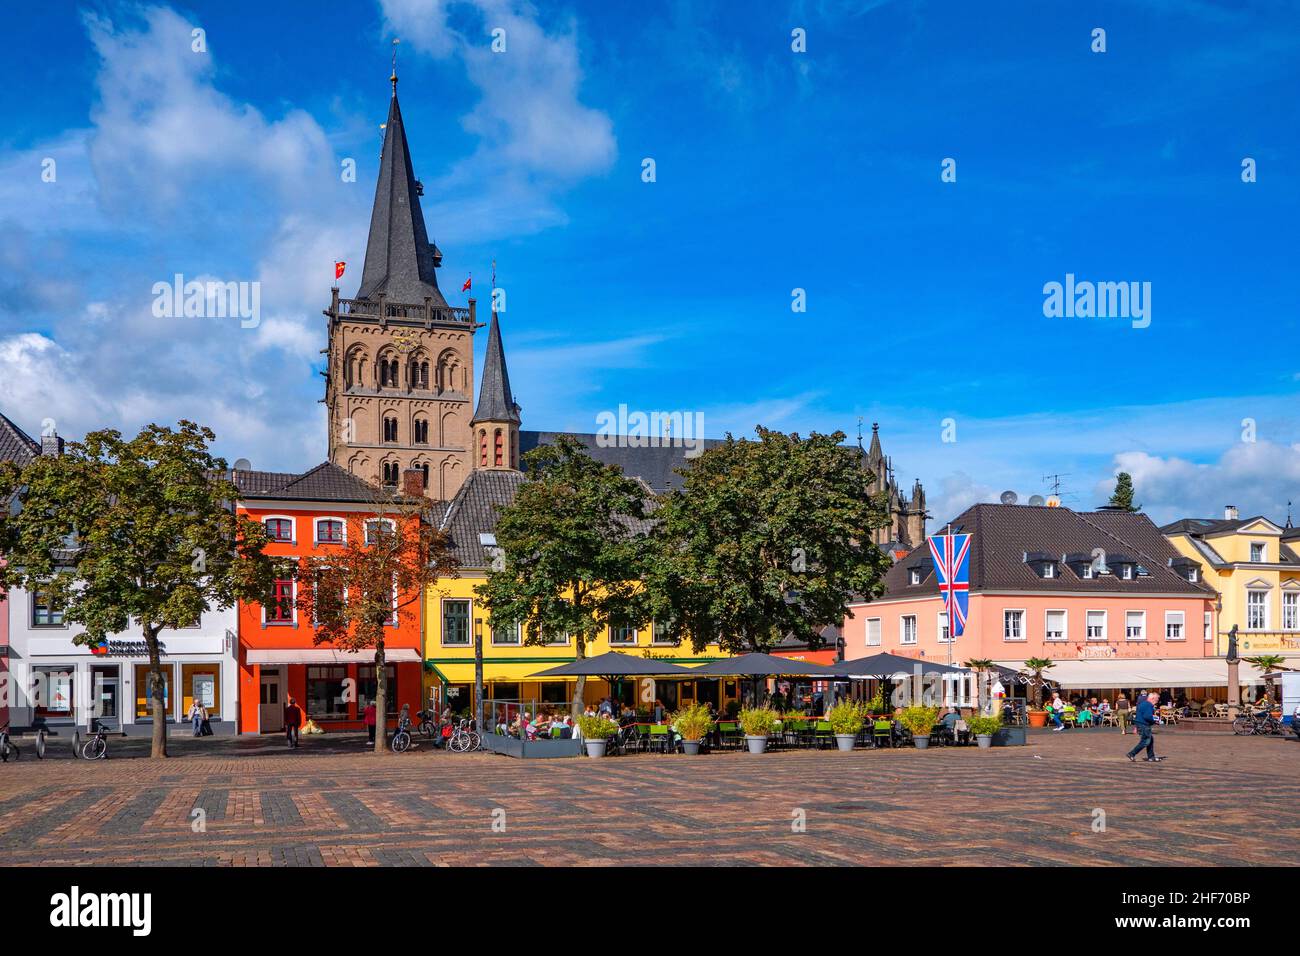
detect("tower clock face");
top-left (392, 331), bottom-right (420, 353)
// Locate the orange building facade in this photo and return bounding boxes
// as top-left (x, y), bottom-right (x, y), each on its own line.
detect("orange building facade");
top-left (232, 464), bottom-right (425, 734)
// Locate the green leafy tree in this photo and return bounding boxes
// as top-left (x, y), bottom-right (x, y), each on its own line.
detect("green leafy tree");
top-left (293, 488), bottom-right (458, 753)
top-left (646, 428), bottom-right (892, 655)
top-left (1108, 472), bottom-right (1140, 512)
top-left (0, 422), bottom-right (277, 758)
top-left (476, 436), bottom-right (651, 716)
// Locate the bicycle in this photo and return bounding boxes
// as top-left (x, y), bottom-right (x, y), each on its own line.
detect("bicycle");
top-left (0, 726), bottom-right (18, 762)
top-left (415, 709), bottom-right (436, 738)
top-left (35, 728), bottom-right (46, 760)
top-left (447, 719), bottom-right (481, 753)
top-left (82, 726), bottom-right (108, 760)
top-left (390, 716), bottom-right (413, 754)
top-left (1232, 709), bottom-right (1283, 736)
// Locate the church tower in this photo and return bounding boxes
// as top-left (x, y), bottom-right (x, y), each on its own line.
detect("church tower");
top-left (324, 70), bottom-right (479, 500)
top-left (470, 310), bottom-right (521, 470)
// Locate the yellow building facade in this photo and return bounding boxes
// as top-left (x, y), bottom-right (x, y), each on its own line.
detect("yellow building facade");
top-left (1162, 511), bottom-right (1300, 660)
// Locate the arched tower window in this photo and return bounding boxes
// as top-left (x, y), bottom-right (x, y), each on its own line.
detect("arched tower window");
top-left (381, 461), bottom-right (399, 486)
top-left (413, 418), bottom-right (429, 445)
top-left (493, 428), bottom-right (504, 468)
top-left (383, 415), bottom-right (398, 443)
top-left (478, 429), bottom-right (488, 468)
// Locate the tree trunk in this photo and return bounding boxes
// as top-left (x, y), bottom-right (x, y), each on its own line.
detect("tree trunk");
top-left (572, 633), bottom-right (586, 719)
top-left (1031, 676), bottom-right (1044, 710)
top-left (972, 669), bottom-right (983, 715)
top-left (374, 637), bottom-right (387, 755)
top-left (146, 626), bottom-right (167, 759)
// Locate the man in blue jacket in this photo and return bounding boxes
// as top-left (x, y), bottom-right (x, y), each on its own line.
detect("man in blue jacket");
top-left (1126, 692), bottom-right (1165, 762)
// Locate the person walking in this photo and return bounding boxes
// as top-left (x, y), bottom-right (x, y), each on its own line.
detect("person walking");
top-left (1126, 691), bottom-right (1164, 762)
top-left (284, 696), bottom-right (303, 749)
top-left (188, 701), bottom-right (203, 737)
top-left (363, 699), bottom-right (377, 745)
top-left (199, 703), bottom-right (214, 736)
top-left (1049, 692), bottom-right (1066, 731)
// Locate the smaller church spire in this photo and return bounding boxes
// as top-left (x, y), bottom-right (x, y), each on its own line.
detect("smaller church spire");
top-left (472, 313), bottom-right (520, 426)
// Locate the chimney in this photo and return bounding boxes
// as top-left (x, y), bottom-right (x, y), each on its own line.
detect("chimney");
top-left (401, 467), bottom-right (425, 500)
top-left (41, 430), bottom-right (63, 457)
top-left (1224, 505), bottom-right (1238, 521)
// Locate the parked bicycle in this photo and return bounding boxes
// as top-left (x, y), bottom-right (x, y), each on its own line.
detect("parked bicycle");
top-left (415, 709), bottom-right (437, 738)
top-left (0, 726), bottom-right (18, 762)
top-left (447, 718), bottom-right (481, 753)
top-left (390, 715), bottom-right (414, 754)
top-left (1232, 708), bottom-right (1283, 736)
top-left (82, 726), bottom-right (109, 760)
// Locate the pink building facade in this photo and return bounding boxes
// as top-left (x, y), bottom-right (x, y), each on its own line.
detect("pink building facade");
top-left (844, 504), bottom-right (1232, 698)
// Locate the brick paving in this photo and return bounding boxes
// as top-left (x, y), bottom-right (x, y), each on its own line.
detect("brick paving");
top-left (0, 729), bottom-right (1296, 866)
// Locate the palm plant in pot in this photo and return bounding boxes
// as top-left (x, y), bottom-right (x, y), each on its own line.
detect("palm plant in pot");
top-left (1022, 657), bottom-right (1055, 728)
top-left (577, 714), bottom-right (619, 757)
top-left (671, 702), bottom-right (713, 755)
top-left (827, 701), bottom-right (866, 751)
top-left (898, 705), bottom-right (941, 749)
top-left (738, 706), bottom-right (778, 754)
top-left (966, 712), bottom-right (1002, 749)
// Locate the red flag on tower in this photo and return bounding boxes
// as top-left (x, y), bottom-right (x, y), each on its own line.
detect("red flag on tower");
top-left (334, 261), bottom-right (346, 280)
top-left (461, 274), bottom-right (472, 292)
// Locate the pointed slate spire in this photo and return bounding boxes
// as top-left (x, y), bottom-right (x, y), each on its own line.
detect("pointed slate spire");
top-left (866, 422), bottom-right (883, 467)
top-left (356, 85), bottom-right (447, 307)
top-left (472, 312), bottom-right (520, 425)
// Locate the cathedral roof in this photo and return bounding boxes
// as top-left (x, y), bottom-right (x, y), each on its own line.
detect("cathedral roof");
top-left (355, 88), bottom-right (447, 308)
top-left (472, 312), bottom-right (520, 425)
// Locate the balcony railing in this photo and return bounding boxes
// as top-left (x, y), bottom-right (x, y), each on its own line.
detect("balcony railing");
top-left (328, 289), bottom-right (474, 327)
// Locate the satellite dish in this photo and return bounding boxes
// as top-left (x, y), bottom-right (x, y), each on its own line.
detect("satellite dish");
top-left (1028, 494), bottom-right (1046, 507)
top-left (1046, 495), bottom-right (1061, 508)
top-left (1000, 490), bottom-right (1018, 505)
top-left (233, 457), bottom-right (252, 472)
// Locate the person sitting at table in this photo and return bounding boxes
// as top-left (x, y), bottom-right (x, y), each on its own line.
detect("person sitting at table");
top-left (1077, 703), bottom-right (1094, 727)
top-left (556, 715), bottom-right (574, 739)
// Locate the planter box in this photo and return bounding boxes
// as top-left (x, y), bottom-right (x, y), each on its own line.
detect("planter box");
top-left (992, 726), bottom-right (1026, 747)
top-left (482, 734), bottom-right (582, 759)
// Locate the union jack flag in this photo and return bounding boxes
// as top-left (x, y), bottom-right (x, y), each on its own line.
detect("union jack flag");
top-left (927, 532), bottom-right (972, 637)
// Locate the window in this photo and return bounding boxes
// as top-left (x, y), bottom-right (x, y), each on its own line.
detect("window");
top-left (381, 462), bottom-right (398, 486)
top-left (494, 428), bottom-right (504, 468)
top-left (1246, 589), bottom-right (1268, 630)
top-left (312, 575), bottom-right (344, 626)
top-left (479, 430), bottom-right (488, 468)
top-left (1086, 610), bottom-right (1107, 641)
top-left (491, 620), bottom-right (521, 646)
top-left (1120, 564), bottom-right (1133, 580)
top-left (1045, 609), bottom-right (1066, 642)
top-left (306, 666), bottom-right (348, 719)
top-left (133, 664), bottom-right (170, 719)
top-left (356, 665), bottom-right (398, 716)
top-left (1003, 609), bottom-right (1025, 641)
top-left (1187, 566), bottom-right (1198, 583)
top-left (1250, 542), bottom-right (1266, 562)
top-left (414, 419), bottom-right (429, 444)
top-left (1204, 610), bottom-right (1212, 642)
top-left (420, 463), bottom-right (429, 489)
top-left (442, 599), bottom-right (470, 645)
top-left (866, 617), bottom-right (882, 647)
top-left (379, 358), bottom-right (398, 387)
top-left (265, 517), bottom-right (293, 542)
top-left (651, 621), bottom-right (676, 645)
top-left (1284, 591), bottom-right (1299, 630)
top-left (31, 587), bottom-right (66, 627)
top-left (1042, 563), bottom-right (1056, 579)
top-left (316, 519), bottom-right (344, 544)
top-left (365, 519), bottom-right (395, 545)
top-left (900, 615), bottom-right (917, 645)
top-left (267, 578), bottom-right (294, 624)
top-left (1125, 610), bottom-right (1146, 641)
top-left (1081, 564), bottom-right (1094, 579)
top-left (937, 611), bottom-right (951, 643)
top-left (412, 361), bottom-right (429, 389)
top-left (609, 624), bottom-right (638, 645)
top-left (383, 416), bottom-right (398, 443)
top-left (541, 626), bottom-right (570, 646)
top-left (1165, 611), bottom-right (1185, 641)
top-left (908, 568), bottom-right (921, 585)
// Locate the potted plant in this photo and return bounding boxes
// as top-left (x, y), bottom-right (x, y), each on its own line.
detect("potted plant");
top-left (827, 701), bottom-right (866, 751)
top-left (738, 706), bottom-right (778, 753)
top-left (671, 702), bottom-right (713, 755)
top-left (1023, 657), bottom-right (1055, 728)
top-left (898, 706), bottom-right (941, 749)
top-left (966, 713), bottom-right (1002, 749)
top-left (577, 714), bottom-right (618, 757)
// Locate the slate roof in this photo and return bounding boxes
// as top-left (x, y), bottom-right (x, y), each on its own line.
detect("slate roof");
top-left (232, 462), bottom-right (416, 504)
top-left (0, 413), bottom-right (40, 466)
top-left (881, 504), bottom-right (1216, 598)
top-left (355, 90), bottom-right (447, 308)
top-left (439, 469), bottom-right (529, 566)
top-left (471, 313), bottom-right (520, 425)
top-left (1160, 515), bottom-right (1300, 566)
top-left (518, 431), bottom-right (723, 494)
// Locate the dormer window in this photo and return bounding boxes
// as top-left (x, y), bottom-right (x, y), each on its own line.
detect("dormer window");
top-left (1120, 564), bottom-right (1133, 580)
top-left (1081, 564), bottom-right (1094, 579)
top-left (909, 568), bottom-right (921, 585)
top-left (1042, 563), bottom-right (1055, 579)
top-left (1250, 542), bottom-right (1266, 563)
top-left (1023, 552), bottom-right (1057, 579)
top-left (1187, 567), bottom-right (1198, 582)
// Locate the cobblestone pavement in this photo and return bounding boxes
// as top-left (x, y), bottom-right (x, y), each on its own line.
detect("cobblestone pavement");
top-left (0, 729), bottom-right (1296, 866)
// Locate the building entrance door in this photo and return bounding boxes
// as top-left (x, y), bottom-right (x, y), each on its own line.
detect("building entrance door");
top-left (259, 668), bottom-right (284, 733)
top-left (90, 665), bottom-right (121, 731)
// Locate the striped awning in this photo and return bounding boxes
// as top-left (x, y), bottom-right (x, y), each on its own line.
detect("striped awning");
top-left (993, 658), bottom-right (1268, 689)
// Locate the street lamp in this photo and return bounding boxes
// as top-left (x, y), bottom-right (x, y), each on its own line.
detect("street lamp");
top-left (473, 616), bottom-right (485, 732)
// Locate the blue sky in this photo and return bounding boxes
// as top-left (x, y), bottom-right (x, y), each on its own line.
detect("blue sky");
top-left (2, 0), bottom-right (1298, 526)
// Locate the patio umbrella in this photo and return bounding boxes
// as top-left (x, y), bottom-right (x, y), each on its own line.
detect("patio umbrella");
top-left (833, 652), bottom-right (969, 679)
top-left (691, 653), bottom-right (846, 708)
top-left (528, 651), bottom-right (700, 710)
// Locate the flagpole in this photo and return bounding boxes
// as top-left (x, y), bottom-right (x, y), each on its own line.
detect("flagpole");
top-left (946, 522), bottom-right (953, 669)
